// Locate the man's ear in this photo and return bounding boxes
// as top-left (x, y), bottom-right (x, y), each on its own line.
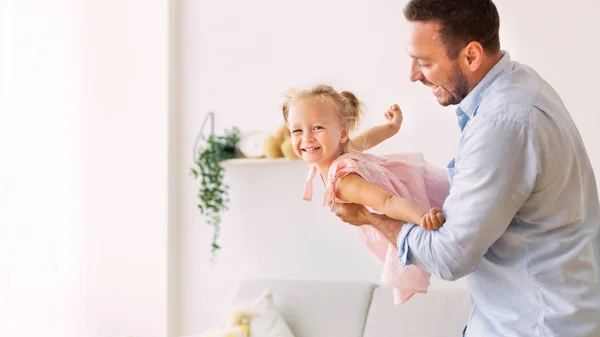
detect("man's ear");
top-left (461, 41), bottom-right (484, 72)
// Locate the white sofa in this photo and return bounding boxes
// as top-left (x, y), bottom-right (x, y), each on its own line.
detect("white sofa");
top-left (232, 279), bottom-right (471, 337)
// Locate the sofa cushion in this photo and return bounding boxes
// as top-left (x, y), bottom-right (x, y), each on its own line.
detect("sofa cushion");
top-left (232, 279), bottom-right (375, 337)
top-left (362, 286), bottom-right (470, 337)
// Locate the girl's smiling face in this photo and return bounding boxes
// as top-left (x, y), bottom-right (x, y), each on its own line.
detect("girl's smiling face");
top-left (287, 98), bottom-right (349, 168)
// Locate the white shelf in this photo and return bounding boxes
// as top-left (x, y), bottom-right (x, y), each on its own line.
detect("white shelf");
top-left (220, 157), bottom-right (304, 166)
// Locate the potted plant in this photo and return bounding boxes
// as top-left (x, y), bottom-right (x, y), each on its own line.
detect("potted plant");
top-left (191, 114), bottom-right (241, 261)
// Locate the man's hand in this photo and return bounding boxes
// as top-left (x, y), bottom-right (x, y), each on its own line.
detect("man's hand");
top-left (332, 202), bottom-right (371, 226)
top-left (333, 202), bottom-right (406, 245)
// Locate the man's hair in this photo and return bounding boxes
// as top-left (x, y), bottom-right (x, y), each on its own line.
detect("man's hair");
top-left (404, 0), bottom-right (501, 59)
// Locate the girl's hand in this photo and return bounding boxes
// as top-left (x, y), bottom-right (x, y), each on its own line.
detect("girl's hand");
top-left (420, 207), bottom-right (445, 230)
top-left (385, 104), bottom-right (403, 133)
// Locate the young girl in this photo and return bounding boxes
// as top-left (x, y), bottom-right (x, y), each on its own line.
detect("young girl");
top-left (282, 84), bottom-right (451, 304)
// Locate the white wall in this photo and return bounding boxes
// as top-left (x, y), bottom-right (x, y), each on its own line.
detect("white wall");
top-left (80, 1), bottom-right (174, 337)
top-left (177, 0), bottom-right (600, 334)
top-left (1, 1), bottom-right (174, 337)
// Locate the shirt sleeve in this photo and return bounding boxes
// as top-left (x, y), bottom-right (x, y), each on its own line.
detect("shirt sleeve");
top-left (397, 117), bottom-right (539, 281)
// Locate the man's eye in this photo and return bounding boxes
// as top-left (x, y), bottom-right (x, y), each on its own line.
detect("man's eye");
top-left (314, 126), bottom-right (324, 130)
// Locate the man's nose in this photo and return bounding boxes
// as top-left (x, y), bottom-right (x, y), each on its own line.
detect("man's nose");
top-left (409, 59), bottom-right (423, 82)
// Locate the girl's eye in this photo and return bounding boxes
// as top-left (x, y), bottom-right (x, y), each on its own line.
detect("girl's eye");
top-left (313, 126), bottom-right (324, 130)
top-left (292, 129), bottom-right (302, 133)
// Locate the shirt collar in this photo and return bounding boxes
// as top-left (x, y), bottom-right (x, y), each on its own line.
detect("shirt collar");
top-left (457, 50), bottom-right (512, 119)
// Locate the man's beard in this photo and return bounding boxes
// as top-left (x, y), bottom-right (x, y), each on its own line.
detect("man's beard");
top-left (440, 64), bottom-right (470, 106)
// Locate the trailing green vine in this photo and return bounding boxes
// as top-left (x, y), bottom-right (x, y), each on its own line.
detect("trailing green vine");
top-left (190, 126), bottom-right (241, 261)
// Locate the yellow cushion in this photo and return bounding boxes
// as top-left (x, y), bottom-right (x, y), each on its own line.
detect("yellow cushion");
top-left (239, 324), bottom-right (250, 334)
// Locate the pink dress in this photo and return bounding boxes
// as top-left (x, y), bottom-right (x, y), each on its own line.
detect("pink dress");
top-left (303, 151), bottom-right (450, 304)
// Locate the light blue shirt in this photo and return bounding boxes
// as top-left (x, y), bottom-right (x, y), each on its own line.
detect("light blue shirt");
top-left (397, 51), bottom-right (600, 337)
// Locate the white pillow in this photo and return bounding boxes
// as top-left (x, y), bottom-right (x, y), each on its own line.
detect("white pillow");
top-left (196, 326), bottom-right (247, 337)
top-left (248, 288), bottom-right (296, 337)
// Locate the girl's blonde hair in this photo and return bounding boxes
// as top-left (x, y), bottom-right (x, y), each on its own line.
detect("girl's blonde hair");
top-left (281, 84), bottom-right (363, 133)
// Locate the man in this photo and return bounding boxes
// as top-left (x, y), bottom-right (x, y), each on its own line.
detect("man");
top-left (333, 0), bottom-right (600, 336)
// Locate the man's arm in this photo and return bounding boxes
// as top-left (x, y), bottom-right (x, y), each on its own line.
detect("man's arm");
top-left (367, 213), bottom-right (407, 243)
top-left (396, 117), bottom-right (539, 281)
top-left (333, 203), bottom-right (407, 243)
